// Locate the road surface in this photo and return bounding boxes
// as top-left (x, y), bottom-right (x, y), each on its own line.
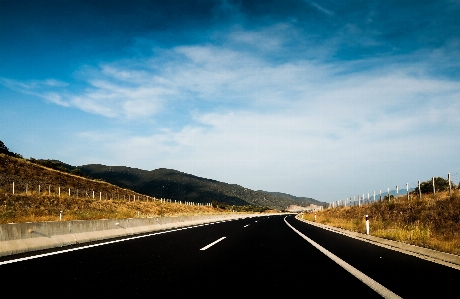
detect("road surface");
top-left (1, 214), bottom-right (458, 297)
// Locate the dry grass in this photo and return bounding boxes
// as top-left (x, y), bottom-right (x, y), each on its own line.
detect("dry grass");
top-left (301, 190), bottom-right (460, 255)
top-left (0, 193), bottom-right (222, 223)
top-left (0, 154), bottom-right (236, 223)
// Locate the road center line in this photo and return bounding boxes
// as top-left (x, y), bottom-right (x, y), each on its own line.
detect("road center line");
top-left (284, 216), bottom-right (402, 299)
top-left (200, 237), bottom-right (226, 251)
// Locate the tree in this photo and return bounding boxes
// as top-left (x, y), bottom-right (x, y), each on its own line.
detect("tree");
top-left (0, 140), bottom-right (9, 154)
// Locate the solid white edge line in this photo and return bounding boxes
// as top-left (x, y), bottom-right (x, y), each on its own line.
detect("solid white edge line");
top-left (284, 216), bottom-right (402, 299)
top-left (200, 237), bottom-right (226, 251)
top-left (1, 221), bottom-right (224, 265)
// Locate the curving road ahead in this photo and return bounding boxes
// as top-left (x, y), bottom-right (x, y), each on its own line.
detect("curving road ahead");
top-left (1, 215), bottom-right (459, 297)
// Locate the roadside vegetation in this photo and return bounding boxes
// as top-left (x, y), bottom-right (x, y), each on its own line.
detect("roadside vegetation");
top-left (301, 184), bottom-right (460, 255)
top-left (0, 154), bottom-right (268, 224)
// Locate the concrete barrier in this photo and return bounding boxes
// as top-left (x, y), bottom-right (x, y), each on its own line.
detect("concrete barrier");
top-left (0, 213), bottom-right (267, 257)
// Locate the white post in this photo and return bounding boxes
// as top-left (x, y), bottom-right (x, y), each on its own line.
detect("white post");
top-left (69, 188), bottom-right (71, 196)
top-left (380, 190), bottom-right (382, 201)
top-left (373, 191), bottom-right (376, 203)
top-left (406, 183), bottom-right (409, 200)
top-left (26, 183), bottom-right (28, 195)
top-left (60, 210), bottom-right (62, 221)
top-left (39, 184), bottom-right (41, 195)
top-left (93, 191), bottom-right (95, 199)
top-left (314, 212), bottom-right (317, 221)
top-left (448, 173), bottom-right (451, 195)
top-left (432, 177), bottom-right (436, 198)
top-left (418, 180), bottom-right (421, 200)
top-left (396, 186), bottom-right (398, 197)
top-left (49, 185), bottom-right (51, 195)
top-left (367, 193), bottom-right (370, 204)
top-left (365, 215), bottom-right (369, 235)
top-left (59, 187), bottom-right (61, 197)
top-left (12, 182), bottom-right (14, 194)
top-left (100, 192), bottom-right (102, 200)
top-left (387, 188), bottom-right (390, 201)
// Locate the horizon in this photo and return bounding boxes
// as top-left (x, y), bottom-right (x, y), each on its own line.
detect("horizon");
top-left (1, 0), bottom-right (459, 202)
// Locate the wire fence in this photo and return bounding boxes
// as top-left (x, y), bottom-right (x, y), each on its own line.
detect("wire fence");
top-left (328, 172), bottom-right (460, 209)
top-left (0, 174), bottom-right (210, 207)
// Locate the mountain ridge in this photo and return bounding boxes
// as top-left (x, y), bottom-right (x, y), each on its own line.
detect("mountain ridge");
top-left (76, 163), bottom-right (326, 210)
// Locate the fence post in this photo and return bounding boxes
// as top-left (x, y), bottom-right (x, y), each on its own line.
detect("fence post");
top-left (418, 180), bottom-right (421, 200)
top-left (380, 190), bottom-right (382, 201)
top-left (69, 188), bottom-right (71, 197)
top-left (388, 188), bottom-right (390, 201)
top-left (396, 186), bottom-right (398, 198)
top-left (59, 187), bottom-right (61, 197)
top-left (448, 173), bottom-right (451, 195)
top-left (12, 181), bottom-right (14, 194)
top-left (39, 184), bottom-right (41, 195)
top-left (432, 177), bottom-right (436, 198)
top-left (100, 192), bottom-right (102, 200)
top-left (26, 183), bottom-right (28, 195)
top-left (406, 183), bottom-right (409, 200)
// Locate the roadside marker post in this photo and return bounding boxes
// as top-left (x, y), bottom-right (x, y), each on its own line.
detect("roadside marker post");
top-left (314, 212), bottom-right (317, 222)
top-left (365, 215), bottom-right (369, 235)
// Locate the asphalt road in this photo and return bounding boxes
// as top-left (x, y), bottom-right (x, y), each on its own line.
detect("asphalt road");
top-left (1, 215), bottom-right (459, 297)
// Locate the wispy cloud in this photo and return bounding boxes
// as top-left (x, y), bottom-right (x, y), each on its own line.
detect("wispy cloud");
top-left (305, 1), bottom-right (335, 16)
top-left (3, 23), bottom-right (460, 200)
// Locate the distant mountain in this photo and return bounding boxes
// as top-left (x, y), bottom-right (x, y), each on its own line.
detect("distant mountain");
top-left (259, 191), bottom-right (320, 206)
top-left (76, 164), bottom-right (326, 210)
top-left (1, 136), bottom-right (324, 210)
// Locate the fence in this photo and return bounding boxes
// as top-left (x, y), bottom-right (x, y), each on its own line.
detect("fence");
top-left (0, 174), bottom-right (211, 207)
top-left (327, 173), bottom-right (459, 209)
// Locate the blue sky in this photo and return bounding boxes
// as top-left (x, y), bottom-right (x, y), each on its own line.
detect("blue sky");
top-left (1, 0), bottom-right (460, 202)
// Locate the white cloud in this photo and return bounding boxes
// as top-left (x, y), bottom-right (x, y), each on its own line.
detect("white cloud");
top-left (4, 26), bottom-right (460, 201)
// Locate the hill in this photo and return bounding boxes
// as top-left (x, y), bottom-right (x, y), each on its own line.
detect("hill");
top-left (0, 138), bottom-right (324, 212)
top-left (0, 154), bottom-right (221, 224)
top-left (76, 164), bottom-right (325, 210)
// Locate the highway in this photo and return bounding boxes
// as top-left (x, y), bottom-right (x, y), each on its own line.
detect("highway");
top-left (1, 214), bottom-right (459, 297)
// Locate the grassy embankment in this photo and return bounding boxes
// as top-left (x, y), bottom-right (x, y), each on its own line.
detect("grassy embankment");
top-left (301, 189), bottom-right (460, 255)
top-left (0, 154), bottom-right (232, 224)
